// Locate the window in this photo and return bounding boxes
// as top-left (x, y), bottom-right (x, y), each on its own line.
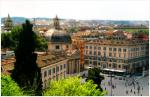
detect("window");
top-left (103, 47), bottom-right (106, 50)
top-left (94, 46), bottom-right (97, 49)
top-left (53, 68), bottom-right (55, 73)
top-left (124, 54), bottom-right (126, 58)
top-left (89, 51), bottom-right (92, 55)
top-left (118, 48), bottom-right (121, 52)
top-left (113, 48), bottom-right (116, 51)
top-left (109, 48), bottom-right (112, 51)
top-left (48, 69), bottom-right (51, 75)
top-left (123, 48), bottom-right (126, 52)
top-left (44, 71), bottom-right (47, 77)
top-left (66, 45), bottom-right (69, 49)
top-left (94, 51), bottom-right (96, 55)
top-left (104, 52), bottom-right (106, 57)
top-left (109, 53), bottom-right (112, 57)
top-left (98, 57), bottom-right (101, 61)
top-left (109, 64), bottom-right (111, 67)
top-left (86, 46), bottom-right (88, 49)
top-left (98, 52), bottom-right (101, 55)
top-left (90, 46), bottom-right (92, 49)
top-left (56, 45), bottom-right (59, 49)
top-left (98, 47), bottom-right (101, 50)
top-left (118, 65), bottom-right (121, 68)
top-left (112, 64), bottom-right (117, 68)
top-left (64, 64), bottom-right (66, 68)
top-left (56, 66), bottom-right (59, 72)
top-left (60, 65), bottom-right (63, 70)
top-left (114, 53), bottom-right (116, 57)
top-left (119, 53), bottom-right (121, 57)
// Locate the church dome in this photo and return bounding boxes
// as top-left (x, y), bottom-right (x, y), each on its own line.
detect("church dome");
top-left (44, 15), bottom-right (72, 43)
top-left (45, 28), bottom-right (72, 43)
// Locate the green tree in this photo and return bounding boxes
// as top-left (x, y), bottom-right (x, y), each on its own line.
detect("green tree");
top-left (11, 20), bottom-right (42, 96)
top-left (1, 26), bottom-right (22, 50)
top-left (35, 35), bottom-right (48, 51)
top-left (1, 32), bottom-right (14, 49)
top-left (11, 25), bottom-right (23, 49)
top-left (1, 75), bottom-right (24, 96)
top-left (43, 76), bottom-right (107, 96)
top-left (86, 67), bottom-right (104, 91)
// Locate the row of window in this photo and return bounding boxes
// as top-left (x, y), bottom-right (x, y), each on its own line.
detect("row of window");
top-left (43, 64), bottom-right (66, 78)
top-left (86, 45), bottom-right (147, 52)
top-left (85, 46), bottom-right (127, 52)
top-left (85, 51), bottom-right (127, 58)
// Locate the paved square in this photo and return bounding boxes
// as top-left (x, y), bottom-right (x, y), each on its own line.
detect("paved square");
top-left (101, 74), bottom-right (149, 96)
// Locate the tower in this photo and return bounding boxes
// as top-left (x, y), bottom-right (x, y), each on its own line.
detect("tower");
top-left (53, 15), bottom-right (60, 30)
top-left (4, 14), bottom-right (13, 32)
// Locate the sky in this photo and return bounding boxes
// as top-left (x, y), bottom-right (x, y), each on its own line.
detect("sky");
top-left (1, 0), bottom-right (150, 20)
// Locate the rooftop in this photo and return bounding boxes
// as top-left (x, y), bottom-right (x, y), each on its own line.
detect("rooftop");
top-left (36, 52), bottom-right (67, 68)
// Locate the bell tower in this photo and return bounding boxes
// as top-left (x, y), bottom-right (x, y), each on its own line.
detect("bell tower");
top-left (53, 15), bottom-right (60, 30)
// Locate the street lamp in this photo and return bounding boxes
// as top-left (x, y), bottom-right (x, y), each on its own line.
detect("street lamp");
top-left (108, 69), bottom-right (114, 96)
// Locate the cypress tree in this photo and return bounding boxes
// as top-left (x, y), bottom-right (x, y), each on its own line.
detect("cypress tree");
top-left (11, 20), bottom-right (42, 95)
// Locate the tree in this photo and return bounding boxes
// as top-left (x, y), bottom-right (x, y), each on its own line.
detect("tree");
top-left (86, 68), bottom-right (104, 91)
top-left (11, 20), bottom-right (42, 95)
top-left (34, 35), bottom-right (48, 51)
top-left (1, 32), bottom-right (14, 49)
top-left (11, 25), bottom-right (23, 49)
top-left (1, 25), bottom-right (22, 50)
top-left (43, 76), bottom-right (107, 96)
top-left (1, 75), bottom-right (24, 96)
top-left (1, 25), bottom-right (47, 51)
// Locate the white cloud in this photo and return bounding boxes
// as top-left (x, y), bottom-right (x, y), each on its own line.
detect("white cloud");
top-left (1, 0), bottom-right (149, 20)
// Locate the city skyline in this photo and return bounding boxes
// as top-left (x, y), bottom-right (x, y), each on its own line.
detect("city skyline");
top-left (1, 0), bottom-right (149, 20)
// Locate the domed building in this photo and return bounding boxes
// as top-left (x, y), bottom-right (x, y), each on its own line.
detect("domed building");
top-left (44, 15), bottom-right (72, 52)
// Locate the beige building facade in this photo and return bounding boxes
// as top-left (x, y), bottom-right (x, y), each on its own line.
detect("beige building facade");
top-left (84, 39), bottom-right (148, 74)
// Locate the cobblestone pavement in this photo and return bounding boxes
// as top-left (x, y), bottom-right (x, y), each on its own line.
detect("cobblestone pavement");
top-left (101, 74), bottom-right (149, 96)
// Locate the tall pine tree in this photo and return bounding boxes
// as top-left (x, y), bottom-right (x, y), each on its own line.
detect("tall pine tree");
top-left (11, 20), bottom-right (42, 95)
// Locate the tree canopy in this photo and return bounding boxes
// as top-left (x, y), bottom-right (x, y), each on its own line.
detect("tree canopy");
top-left (11, 20), bottom-right (42, 96)
top-left (43, 76), bottom-right (107, 96)
top-left (1, 25), bottom-right (48, 51)
top-left (1, 75), bottom-right (24, 96)
top-left (86, 67), bottom-right (104, 91)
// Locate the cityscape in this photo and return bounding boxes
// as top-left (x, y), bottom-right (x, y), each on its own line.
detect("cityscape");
top-left (1, 0), bottom-right (149, 96)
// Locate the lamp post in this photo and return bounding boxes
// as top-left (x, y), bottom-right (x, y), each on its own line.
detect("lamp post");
top-left (109, 69), bottom-right (114, 96)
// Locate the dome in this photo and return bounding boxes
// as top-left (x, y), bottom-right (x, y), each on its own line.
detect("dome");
top-left (44, 29), bottom-right (72, 43)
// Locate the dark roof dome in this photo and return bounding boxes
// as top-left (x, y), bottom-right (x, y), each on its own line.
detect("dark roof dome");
top-left (45, 29), bottom-right (72, 43)
top-left (44, 15), bottom-right (72, 43)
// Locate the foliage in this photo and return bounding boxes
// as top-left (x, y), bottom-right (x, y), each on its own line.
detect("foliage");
top-left (1, 25), bottom-right (48, 51)
top-left (1, 32), bottom-right (14, 49)
top-left (43, 76), bottom-right (107, 96)
top-left (34, 35), bottom-right (48, 51)
top-left (135, 29), bottom-right (149, 35)
top-left (11, 25), bottom-right (23, 49)
top-left (11, 20), bottom-right (42, 96)
top-left (1, 75), bottom-right (24, 96)
top-left (86, 68), bottom-right (104, 91)
top-left (121, 28), bottom-right (149, 35)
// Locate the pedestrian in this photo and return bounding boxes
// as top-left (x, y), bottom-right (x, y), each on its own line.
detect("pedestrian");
top-left (126, 90), bottom-right (128, 94)
top-left (105, 87), bottom-right (106, 90)
top-left (134, 91), bottom-right (135, 95)
top-left (131, 89), bottom-right (132, 92)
